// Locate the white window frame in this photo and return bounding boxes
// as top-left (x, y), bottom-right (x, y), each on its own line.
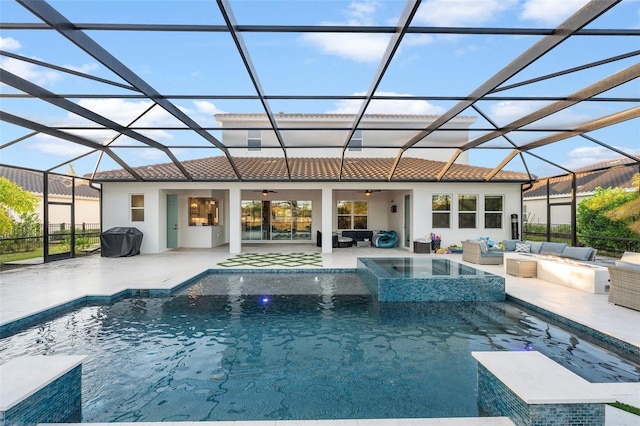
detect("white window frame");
top-left (347, 129), bottom-right (363, 151)
top-left (458, 194), bottom-right (477, 229)
top-left (432, 194), bottom-right (451, 228)
top-left (130, 194), bottom-right (144, 222)
top-left (484, 195), bottom-right (504, 229)
top-left (337, 200), bottom-right (368, 230)
top-left (247, 129), bottom-right (261, 151)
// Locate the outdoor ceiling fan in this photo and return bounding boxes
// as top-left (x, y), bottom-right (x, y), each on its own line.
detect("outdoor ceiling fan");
top-left (364, 189), bottom-right (383, 197)
top-left (254, 189), bottom-right (278, 197)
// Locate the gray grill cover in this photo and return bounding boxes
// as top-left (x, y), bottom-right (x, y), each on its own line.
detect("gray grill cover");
top-left (100, 227), bottom-right (143, 257)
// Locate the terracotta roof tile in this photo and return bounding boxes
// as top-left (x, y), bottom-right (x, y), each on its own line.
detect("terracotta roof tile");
top-left (1, 166), bottom-right (100, 198)
top-left (524, 158), bottom-right (639, 197)
top-left (90, 156), bottom-right (530, 182)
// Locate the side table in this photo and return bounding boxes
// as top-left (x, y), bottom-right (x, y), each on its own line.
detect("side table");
top-left (506, 257), bottom-right (537, 278)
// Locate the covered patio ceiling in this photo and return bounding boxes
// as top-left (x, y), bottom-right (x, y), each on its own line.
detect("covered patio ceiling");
top-left (1, 0), bottom-right (638, 182)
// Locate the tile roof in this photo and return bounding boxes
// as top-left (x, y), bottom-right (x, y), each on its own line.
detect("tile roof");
top-left (0, 166), bottom-right (100, 199)
top-left (90, 156), bottom-right (530, 182)
top-left (524, 157), bottom-right (639, 198)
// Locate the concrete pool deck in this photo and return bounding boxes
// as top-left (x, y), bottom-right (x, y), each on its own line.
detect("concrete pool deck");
top-left (1, 244), bottom-right (639, 425)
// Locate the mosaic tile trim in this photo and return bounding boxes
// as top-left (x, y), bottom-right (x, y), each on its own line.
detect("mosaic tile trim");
top-left (217, 252), bottom-right (323, 268)
top-left (0, 365), bottom-right (82, 426)
top-left (477, 364), bottom-right (606, 426)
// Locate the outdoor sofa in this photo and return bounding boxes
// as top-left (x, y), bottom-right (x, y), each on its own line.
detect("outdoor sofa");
top-left (462, 239), bottom-right (598, 266)
top-left (462, 240), bottom-right (504, 265)
top-left (608, 251), bottom-right (640, 311)
top-left (501, 239), bottom-right (597, 262)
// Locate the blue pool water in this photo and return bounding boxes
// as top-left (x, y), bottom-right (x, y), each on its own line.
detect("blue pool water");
top-left (0, 272), bottom-right (637, 422)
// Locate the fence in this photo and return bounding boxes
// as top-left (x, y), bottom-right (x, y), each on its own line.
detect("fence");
top-left (523, 223), bottom-right (640, 257)
top-left (0, 223), bottom-right (101, 254)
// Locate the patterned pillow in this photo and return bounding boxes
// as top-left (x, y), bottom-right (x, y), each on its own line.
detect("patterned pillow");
top-left (515, 243), bottom-right (530, 253)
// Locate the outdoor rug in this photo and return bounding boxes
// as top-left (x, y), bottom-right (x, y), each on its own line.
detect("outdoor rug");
top-left (217, 252), bottom-right (323, 268)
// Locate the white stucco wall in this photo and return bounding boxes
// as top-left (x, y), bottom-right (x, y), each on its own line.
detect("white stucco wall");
top-left (34, 196), bottom-right (100, 225)
top-left (523, 195), bottom-right (590, 225)
top-left (101, 181), bottom-right (523, 254)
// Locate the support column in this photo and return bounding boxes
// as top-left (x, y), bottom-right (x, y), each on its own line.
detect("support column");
top-left (322, 188), bottom-right (333, 254)
top-left (229, 188), bottom-right (241, 254)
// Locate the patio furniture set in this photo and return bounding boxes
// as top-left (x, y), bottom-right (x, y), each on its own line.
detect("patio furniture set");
top-left (462, 240), bottom-right (640, 308)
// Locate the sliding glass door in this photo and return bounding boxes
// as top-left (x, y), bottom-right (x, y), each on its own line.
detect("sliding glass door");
top-left (241, 200), bottom-right (312, 241)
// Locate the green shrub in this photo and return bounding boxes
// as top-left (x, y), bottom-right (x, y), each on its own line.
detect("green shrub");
top-left (577, 187), bottom-right (639, 253)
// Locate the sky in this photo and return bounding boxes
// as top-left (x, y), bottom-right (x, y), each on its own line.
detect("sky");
top-left (0, 0), bottom-right (639, 179)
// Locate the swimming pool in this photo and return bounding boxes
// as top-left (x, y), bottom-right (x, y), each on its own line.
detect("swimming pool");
top-left (0, 271), bottom-right (637, 422)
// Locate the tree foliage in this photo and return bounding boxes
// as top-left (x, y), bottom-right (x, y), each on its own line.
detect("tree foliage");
top-left (605, 173), bottom-right (640, 234)
top-left (0, 177), bottom-right (38, 235)
top-left (577, 181), bottom-right (639, 252)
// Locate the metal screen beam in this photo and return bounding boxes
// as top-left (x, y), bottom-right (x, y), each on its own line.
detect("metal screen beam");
top-left (0, 111), bottom-right (142, 180)
top-left (386, 0), bottom-right (622, 181)
top-left (339, 0), bottom-right (422, 180)
top-left (463, 64), bottom-right (640, 150)
top-left (217, 0), bottom-right (291, 180)
top-left (17, 0), bottom-right (242, 180)
top-left (1, 69), bottom-right (193, 181)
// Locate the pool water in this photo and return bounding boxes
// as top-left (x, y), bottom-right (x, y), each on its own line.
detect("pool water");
top-left (0, 272), bottom-right (637, 422)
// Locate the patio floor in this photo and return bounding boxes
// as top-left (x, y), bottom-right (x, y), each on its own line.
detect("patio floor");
top-left (0, 244), bottom-right (638, 425)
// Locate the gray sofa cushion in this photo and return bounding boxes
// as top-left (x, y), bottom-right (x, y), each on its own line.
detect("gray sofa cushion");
top-left (484, 251), bottom-right (504, 258)
top-left (540, 242), bottom-right (567, 255)
top-left (526, 241), bottom-right (543, 254)
top-left (562, 246), bottom-right (593, 261)
top-left (503, 239), bottom-right (519, 251)
top-left (620, 252), bottom-right (640, 265)
top-left (615, 260), bottom-right (640, 272)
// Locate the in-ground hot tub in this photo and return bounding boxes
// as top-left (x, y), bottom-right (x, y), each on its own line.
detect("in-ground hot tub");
top-left (357, 257), bottom-right (505, 302)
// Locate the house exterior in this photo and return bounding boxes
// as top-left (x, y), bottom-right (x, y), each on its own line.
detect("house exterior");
top-left (523, 158), bottom-right (639, 226)
top-left (0, 166), bottom-right (100, 226)
top-left (92, 114), bottom-right (530, 254)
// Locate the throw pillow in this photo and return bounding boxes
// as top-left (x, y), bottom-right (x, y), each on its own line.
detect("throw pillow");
top-left (515, 243), bottom-right (530, 253)
top-left (479, 240), bottom-right (489, 254)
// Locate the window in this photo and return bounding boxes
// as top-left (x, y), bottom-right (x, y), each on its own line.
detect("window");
top-left (458, 194), bottom-right (477, 229)
top-left (432, 194), bottom-right (450, 228)
top-left (484, 195), bottom-right (503, 229)
top-left (347, 129), bottom-right (362, 151)
top-left (130, 194), bottom-right (145, 222)
top-left (337, 200), bottom-right (368, 229)
top-left (247, 129), bottom-right (261, 151)
top-left (241, 200), bottom-right (312, 241)
top-left (189, 197), bottom-right (219, 226)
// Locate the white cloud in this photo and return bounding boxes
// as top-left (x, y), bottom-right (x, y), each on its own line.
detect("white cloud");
top-left (65, 62), bottom-right (99, 74)
top-left (0, 36), bottom-right (21, 51)
top-left (520, 0), bottom-right (590, 26)
top-left (300, 0), bottom-right (432, 63)
top-left (326, 91), bottom-right (446, 114)
top-left (28, 135), bottom-right (94, 157)
top-left (193, 100), bottom-right (226, 117)
top-left (415, 0), bottom-right (517, 26)
top-left (301, 32), bottom-right (391, 63)
top-left (0, 36), bottom-right (98, 87)
top-left (489, 101), bottom-right (590, 128)
top-left (0, 56), bottom-right (62, 86)
top-left (563, 145), bottom-right (639, 170)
